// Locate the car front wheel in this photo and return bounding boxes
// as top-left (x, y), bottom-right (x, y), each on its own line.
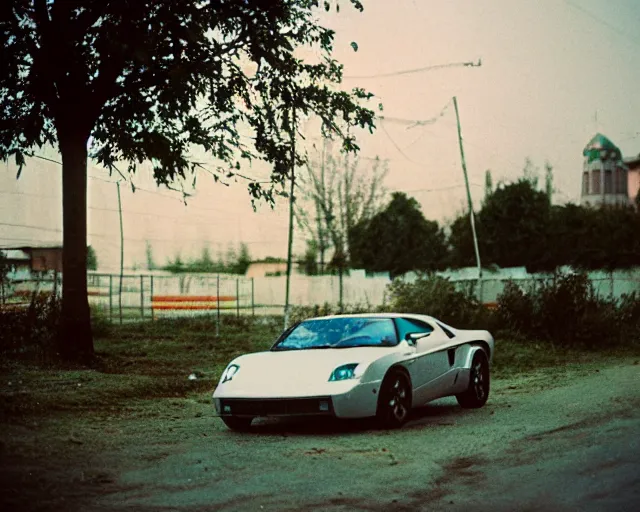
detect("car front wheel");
top-left (221, 416), bottom-right (253, 431)
top-left (456, 350), bottom-right (490, 408)
top-left (377, 369), bottom-right (412, 429)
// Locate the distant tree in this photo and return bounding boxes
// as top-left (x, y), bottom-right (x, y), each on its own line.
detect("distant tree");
top-left (483, 170), bottom-right (493, 204)
top-left (522, 158), bottom-right (539, 188)
top-left (224, 245), bottom-right (238, 272)
top-left (478, 179), bottom-right (551, 271)
top-left (300, 240), bottom-right (319, 275)
top-left (233, 243), bottom-right (252, 275)
top-left (448, 211), bottom-right (481, 269)
top-left (296, 148), bottom-right (387, 273)
top-left (145, 241), bottom-right (156, 271)
top-left (0, 0), bottom-right (375, 362)
top-left (350, 192), bottom-right (448, 277)
top-left (86, 246), bottom-right (98, 271)
top-left (544, 161), bottom-right (554, 203)
top-left (164, 253), bottom-right (185, 273)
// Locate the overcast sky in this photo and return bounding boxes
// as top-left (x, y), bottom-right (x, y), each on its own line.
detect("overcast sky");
top-left (1, 0), bottom-right (639, 270)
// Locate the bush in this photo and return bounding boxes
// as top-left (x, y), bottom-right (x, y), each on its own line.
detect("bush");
top-left (0, 292), bottom-right (60, 358)
top-left (385, 274), bottom-right (491, 329)
top-left (495, 272), bottom-right (639, 348)
top-left (617, 292), bottom-right (640, 344)
top-left (496, 280), bottom-right (535, 335)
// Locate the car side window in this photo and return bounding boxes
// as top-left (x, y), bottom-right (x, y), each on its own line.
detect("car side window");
top-left (395, 318), bottom-right (434, 341)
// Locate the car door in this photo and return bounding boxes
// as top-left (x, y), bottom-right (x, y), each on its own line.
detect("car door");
top-left (395, 318), bottom-right (454, 406)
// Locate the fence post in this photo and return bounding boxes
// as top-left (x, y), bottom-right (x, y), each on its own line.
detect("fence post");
top-left (150, 275), bottom-right (154, 321)
top-left (251, 277), bottom-right (255, 317)
top-left (140, 275), bottom-right (144, 318)
top-left (109, 274), bottom-right (113, 323)
top-left (236, 278), bottom-right (240, 318)
top-left (610, 271), bottom-right (614, 298)
top-left (216, 274), bottom-right (220, 337)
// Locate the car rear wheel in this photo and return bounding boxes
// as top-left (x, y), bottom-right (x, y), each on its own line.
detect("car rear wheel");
top-left (456, 350), bottom-right (490, 408)
top-left (377, 369), bottom-right (412, 429)
top-left (221, 416), bottom-right (253, 431)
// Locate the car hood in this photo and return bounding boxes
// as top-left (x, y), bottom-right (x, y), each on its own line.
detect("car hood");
top-left (214, 346), bottom-right (396, 398)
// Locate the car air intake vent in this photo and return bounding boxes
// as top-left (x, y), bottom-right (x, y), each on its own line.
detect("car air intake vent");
top-left (220, 397), bottom-right (334, 417)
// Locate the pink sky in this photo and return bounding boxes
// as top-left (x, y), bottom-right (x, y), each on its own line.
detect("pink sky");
top-left (1, 0), bottom-right (639, 270)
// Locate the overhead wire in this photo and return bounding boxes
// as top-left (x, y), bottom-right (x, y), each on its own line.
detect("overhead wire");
top-left (343, 59), bottom-right (482, 80)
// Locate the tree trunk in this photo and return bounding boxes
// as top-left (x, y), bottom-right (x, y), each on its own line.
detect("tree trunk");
top-left (58, 130), bottom-right (94, 363)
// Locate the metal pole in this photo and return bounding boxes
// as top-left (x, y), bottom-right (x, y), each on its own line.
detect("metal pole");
top-left (109, 274), bottom-right (113, 323)
top-left (150, 275), bottom-right (154, 321)
top-left (236, 278), bottom-right (240, 319)
top-left (117, 182), bottom-right (124, 325)
top-left (284, 105), bottom-right (297, 330)
top-left (216, 274), bottom-right (220, 337)
top-left (251, 277), bottom-right (255, 317)
top-left (140, 275), bottom-right (144, 318)
top-left (453, 96), bottom-right (482, 281)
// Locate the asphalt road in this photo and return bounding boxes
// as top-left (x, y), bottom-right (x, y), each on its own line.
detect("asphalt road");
top-left (93, 362), bottom-right (640, 512)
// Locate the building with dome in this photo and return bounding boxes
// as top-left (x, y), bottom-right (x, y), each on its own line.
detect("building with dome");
top-left (581, 133), bottom-right (640, 207)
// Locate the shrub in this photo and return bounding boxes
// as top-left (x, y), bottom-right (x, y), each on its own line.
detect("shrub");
top-left (385, 274), bottom-right (491, 329)
top-left (0, 292), bottom-right (60, 358)
top-left (534, 273), bottom-right (615, 348)
top-left (496, 280), bottom-right (535, 335)
top-left (617, 292), bottom-right (640, 344)
top-left (495, 272), bottom-right (636, 348)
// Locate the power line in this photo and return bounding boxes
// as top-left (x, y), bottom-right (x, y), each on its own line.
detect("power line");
top-left (564, 0), bottom-right (640, 49)
top-left (343, 59), bottom-right (482, 80)
top-left (402, 182), bottom-right (483, 194)
top-left (379, 122), bottom-right (425, 166)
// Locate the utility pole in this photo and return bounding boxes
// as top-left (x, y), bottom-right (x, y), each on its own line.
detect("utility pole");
top-left (116, 181), bottom-right (124, 324)
top-left (453, 96), bottom-right (482, 280)
top-left (284, 105), bottom-right (297, 330)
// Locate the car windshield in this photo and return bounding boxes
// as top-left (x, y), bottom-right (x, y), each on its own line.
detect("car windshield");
top-left (272, 317), bottom-right (398, 351)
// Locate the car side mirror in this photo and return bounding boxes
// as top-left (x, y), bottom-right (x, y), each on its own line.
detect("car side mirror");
top-left (405, 332), bottom-right (431, 345)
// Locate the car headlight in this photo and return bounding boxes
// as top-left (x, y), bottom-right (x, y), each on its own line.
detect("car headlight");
top-left (329, 363), bottom-right (361, 382)
top-left (220, 364), bottom-right (240, 384)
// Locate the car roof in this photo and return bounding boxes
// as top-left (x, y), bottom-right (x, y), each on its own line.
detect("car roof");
top-left (304, 312), bottom-right (438, 323)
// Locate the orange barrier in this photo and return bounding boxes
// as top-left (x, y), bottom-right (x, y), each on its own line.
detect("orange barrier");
top-left (151, 295), bottom-right (238, 311)
top-left (152, 295), bottom-right (236, 303)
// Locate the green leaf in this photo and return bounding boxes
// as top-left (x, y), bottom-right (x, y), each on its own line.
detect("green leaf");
top-left (350, 41), bottom-right (358, 52)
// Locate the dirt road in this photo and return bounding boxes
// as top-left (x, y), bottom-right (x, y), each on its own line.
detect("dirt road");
top-left (2, 361), bottom-right (639, 511)
top-left (89, 362), bottom-right (638, 512)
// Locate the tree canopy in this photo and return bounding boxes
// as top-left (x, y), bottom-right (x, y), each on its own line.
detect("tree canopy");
top-left (350, 192), bottom-right (448, 277)
top-left (296, 148), bottom-right (387, 272)
top-left (0, 0), bottom-right (375, 361)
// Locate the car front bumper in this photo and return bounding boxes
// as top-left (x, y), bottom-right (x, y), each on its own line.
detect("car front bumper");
top-left (213, 379), bottom-right (381, 419)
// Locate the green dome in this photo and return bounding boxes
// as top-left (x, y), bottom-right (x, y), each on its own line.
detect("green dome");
top-left (583, 133), bottom-right (621, 163)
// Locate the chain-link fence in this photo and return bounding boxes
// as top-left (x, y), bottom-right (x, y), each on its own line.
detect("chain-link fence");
top-left (85, 273), bottom-right (268, 325)
top-left (3, 270), bottom-right (639, 326)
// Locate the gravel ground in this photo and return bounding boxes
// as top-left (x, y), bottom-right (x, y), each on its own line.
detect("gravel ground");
top-left (2, 361), bottom-right (639, 511)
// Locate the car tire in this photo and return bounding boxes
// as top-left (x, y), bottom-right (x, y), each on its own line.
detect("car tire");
top-left (221, 416), bottom-right (253, 431)
top-left (376, 369), bottom-right (412, 429)
top-left (456, 350), bottom-right (490, 409)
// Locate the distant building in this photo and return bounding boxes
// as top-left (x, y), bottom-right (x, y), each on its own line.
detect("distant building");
top-left (245, 260), bottom-right (292, 278)
top-left (0, 245), bottom-right (63, 277)
top-left (580, 133), bottom-right (638, 207)
top-left (581, 134), bottom-right (630, 207)
top-left (625, 153), bottom-right (640, 204)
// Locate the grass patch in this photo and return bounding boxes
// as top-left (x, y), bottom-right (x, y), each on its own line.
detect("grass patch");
top-left (0, 315), bottom-right (283, 420)
top-left (492, 335), bottom-right (640, 380)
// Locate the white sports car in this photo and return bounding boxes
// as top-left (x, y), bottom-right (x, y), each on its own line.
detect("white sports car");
top-left (212, 313), bottom-right (494, 430)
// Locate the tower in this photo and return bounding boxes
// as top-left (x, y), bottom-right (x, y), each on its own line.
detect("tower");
top-left (580, 133), bottom-right (629, 207)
